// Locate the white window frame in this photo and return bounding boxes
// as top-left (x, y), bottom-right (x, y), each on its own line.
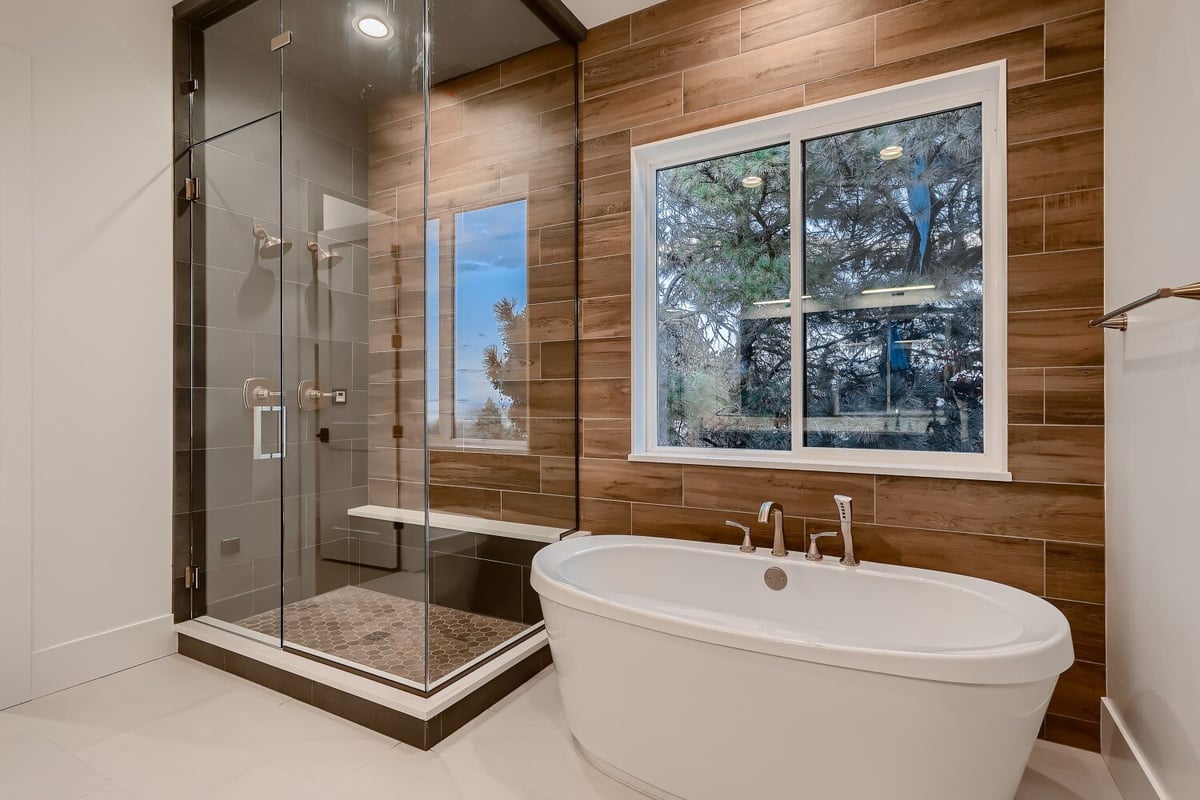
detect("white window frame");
top-left (630, 62), bottom-right (1011, 482)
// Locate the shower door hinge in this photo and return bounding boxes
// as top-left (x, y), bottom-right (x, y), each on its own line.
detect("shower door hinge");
top-left (183, 177), bottom-right (199, 202)
top-left (270, 31), bottom-right (293, 51)
top-left (180, 78), bottom-right (198, 95)
top-left (184, 564), bottom-right (200, 590)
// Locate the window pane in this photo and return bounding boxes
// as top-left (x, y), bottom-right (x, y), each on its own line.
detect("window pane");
top-left (453, 200), bottom-right (529, 443)
top-left (803, 105), bottom-right (984, 453)
top-left (656, 144), bottom-right (791, 450)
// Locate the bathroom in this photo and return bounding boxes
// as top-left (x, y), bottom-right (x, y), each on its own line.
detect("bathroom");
top-left (0, 0), bottom-right (1195, 797)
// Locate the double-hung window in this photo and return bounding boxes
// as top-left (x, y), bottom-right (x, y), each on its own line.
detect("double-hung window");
top-left (631, 64), bottom-right (1010, 480)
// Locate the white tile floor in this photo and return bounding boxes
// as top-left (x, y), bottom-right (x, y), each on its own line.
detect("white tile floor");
top-left (0, 655), bottom-right (1122, 800)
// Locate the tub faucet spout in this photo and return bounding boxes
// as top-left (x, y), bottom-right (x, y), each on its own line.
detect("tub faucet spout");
top-left (758, 501), bottom-right (787, 557)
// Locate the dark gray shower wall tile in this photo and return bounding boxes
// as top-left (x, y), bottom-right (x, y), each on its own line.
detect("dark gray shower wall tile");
top-left (193, 326), bottom-right (256, 388)
top-left (193, 202), bottom-right (273, 274)
top-left (353, 149), bottom-right (368, 200)
top-left (195, 16), bottom-right (281, 142)
top-left (304, 83), bottom-right (369, 151)
top-left (253, 549), bottom-right (299, 591)
top-left (202, 560), bottom-right (253, 603)
top-left (430, 551), bottom-right (524, 623)
top-left (172, 513), bottom-right (192, 580)
top-left (475, 535), bottom-right (545, 568)
top-left (206, 592), bottom-right (255, 624)
top-left (352, 244), bottom-right (369, 296)
top-left (193, 263), bottom-right (282, 334)
top-left (351, 439), bottom-right (368, 487)
top-left (192, 446), bottom-right (254, 510)
top-left (194, 387), bottom-right (253, 449)
top-left (352, 342), bottom-right (369, 390)
top-left (284, 125), bottom-right (355, 197)
top-left (198, 128), bottom-right (281, 222)
top-left (202, 498), bottom-right (288, 568)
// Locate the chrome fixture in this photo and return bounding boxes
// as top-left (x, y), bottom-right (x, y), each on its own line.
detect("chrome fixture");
top-left (757, 501), bottom-right (787, 557)
top-left (806, 532), bottom-right (837, 561)
top-left (242, 377), bottom-right (282, 409)
top-left (726, 520), bottom-right (754, 553)
top-left (834, 494), bottom-right (859, 566)
top-left (298, 379), bottom-right (348, 411)
top-left (1089, 281), bottom-right (1200, 331)
top-left (763, 566), bottom-right (787, 591)
top-left (307, 240), bottom-right (344, 268)
top-left (253, 224), bottom-right (292, 259)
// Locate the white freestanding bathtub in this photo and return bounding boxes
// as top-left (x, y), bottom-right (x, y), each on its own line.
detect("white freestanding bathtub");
top-left (531, 535), bottom-right (1074, 800)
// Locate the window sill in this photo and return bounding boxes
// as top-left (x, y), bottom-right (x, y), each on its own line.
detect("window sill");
top-left (428, 438), bottom-right (530, 454)
top-left (627, 450), bottom-right (1012, 483)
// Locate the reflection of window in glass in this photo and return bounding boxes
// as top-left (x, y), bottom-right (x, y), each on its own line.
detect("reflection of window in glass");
top-left (804, 106), bottom-right (984, 453)
top-left (656, 145), bottom-right (791, 450)
top-left (633, 65), bottom-right (1005, 477)
top-left (426, 218), bottom-right (441, 434)
top-left (453, 200), bottom-right (529, 444)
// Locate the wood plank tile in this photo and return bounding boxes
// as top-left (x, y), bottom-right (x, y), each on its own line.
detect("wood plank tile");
top-left (876, 0), bottom-right (1101, 64)
top-left (462, 67), bottom-right (574, 134)
top-left (632, 85), bottom-right (806, 146)
top-left (429, 484), bottom-right (503, 519)
top-left (807, 521), bottom-right (1046, 595)
top-left (527, 379), bottom-right (575, 418)
top-left (540, 456), bottom-right (576, 495)
top-left (876, 477), bottom-right (1104, 544)
top-left (1044, 714), bottom-right (1101, 753)
top-left (428, 450), bottom-right (541, 492)
top-left (580, 254), bottom-right (633, 298)
top-left (1045, 190), bottom-right (1103, 251)
top-left (527, 417), bottom-right (577, 457)
top-left (581, 458), bottom-right (683, 504)
top-left (1050, 660), bottom-right (1105, 722)
top-left (1009, 248), bottom-right (1104, 312)
top-left (538, 340), bottom-right (577, 380)
top-left (1009, 130), bottom-right (1104, 199)
top-left (580, 16), bottom-right (631, 61)
top-left (367, 116), bottom-right (424, 163)
top-left (582, 171), bottom-right (631, 220)
top-left (430, 103), bottom-right (463, 143)
top-left (1047, 543), bottom-right (1105, 603)
top-left (683, 18), bottom-right (875, 113)
top-left (1008, 368), bottom-right (1044, 424)
top-left (1046, 10), bottom-right (1105, 79)
top-left (528, 183), bottom-right (576, 230)
top-left (1008, 197), bottom-right (1045, 256)
top-left (528, 261), bottom-right (576, 305)
top-left (582, 498), bottom-right (633, 534)
top-left (743, 0), bottom-right (918, 53)
top-left (581, 294), bottom-right (632, 339)
top-left (1009, 308), bottom-right (1104, 368)
top-left (632, 503), bottom-right (796, 549)
top-left (1045, 367), bottom-right (1104, 425)
top-left (501, 41), bottom-right (575, 87)
top-left (1008, 71), bottom-right (1103, 144)
top-left (579, 213), bottom-right (631, 261)
top-left (540, 105), bottom-right (576, 150)
top-left (580, 74), bottom-right (683, 139)
top-left (501, 490), bottom-right (575, 527)
top-left (581, 131), bottom-right (632, 180)
top-left (1009, 424), bottom-right (1104, 485)
top-left (427, 117), bottom-right (537, 180)
top-left (584, 12), bottom-right (741, 99)
top-left (582, 418), bottom-right (632, 458)
top-left (579, 337), bottom-right (632, 379)
top-left (631, 0), bottom-right (739, 42)
top-left (682, 465), bottom-right (876, 519)
top-left (430, 64), bottom-right (501, 109)
top-left (805, 26), bottom-right (1045, 105)
top-left (1049, 598), bottom-right (1105, 664)
top-left (539, 222), bottom-right (576, 265)
top-left (580, 377), bottom-right (631, 418)
top-left (525, 300), bottom-right (576, 344)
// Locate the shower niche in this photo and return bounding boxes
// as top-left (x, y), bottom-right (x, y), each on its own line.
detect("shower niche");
top-left (172, 0), bottom-right (581, 743)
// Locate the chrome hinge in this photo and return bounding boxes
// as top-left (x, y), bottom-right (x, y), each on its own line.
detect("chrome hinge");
top-left (180, 78), bottom-right (198, 95)
top-left (184, 565), bottom-right (200, 590)
top-left (270, 31), bottom-right (293, 51)
top-left (183, 177), bottom-right (199, 202)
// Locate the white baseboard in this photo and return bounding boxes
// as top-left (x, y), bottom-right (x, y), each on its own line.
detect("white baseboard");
top-left (31, 614), bottom-right (176, 698)
top-left (1102, 698), bottom-right (1173, 800)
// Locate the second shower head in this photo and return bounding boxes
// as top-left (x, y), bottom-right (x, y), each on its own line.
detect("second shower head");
top-left (253, 224), bottom-right (292, 259)
top-left (308, 240), bottom-right (344, 268)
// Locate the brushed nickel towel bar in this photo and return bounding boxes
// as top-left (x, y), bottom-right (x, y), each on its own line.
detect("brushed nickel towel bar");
top-left (1089, 282), bottom-right (1200, 331)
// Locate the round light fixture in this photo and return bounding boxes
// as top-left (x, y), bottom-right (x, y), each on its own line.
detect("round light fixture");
top-left (356, 16), bottom-right (391, 39)
top-left (742, 175), bottom-right (763, 188)
top-left (879, 145), bottom-right (904, 161)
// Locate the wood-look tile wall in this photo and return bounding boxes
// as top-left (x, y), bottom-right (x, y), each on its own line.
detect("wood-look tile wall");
top-left (365, 43), bottom-right (579, 531)
top-left (577, 0), bottom-right (1106, 750)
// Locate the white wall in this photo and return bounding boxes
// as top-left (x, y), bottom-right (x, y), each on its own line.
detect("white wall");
top-left (0, 0), bottom-right (176, 704)
top-left (1105, 1), bottom-right (1200, 798)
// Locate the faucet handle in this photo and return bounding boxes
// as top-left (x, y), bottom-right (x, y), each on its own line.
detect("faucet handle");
top-left (726, 520), bottom-right (754, 553)
top-left (806, 531), bottom-right (837, 561)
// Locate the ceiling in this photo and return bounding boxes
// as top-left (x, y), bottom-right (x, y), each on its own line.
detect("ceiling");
top-left (561, 0), bottom-right (663, 29)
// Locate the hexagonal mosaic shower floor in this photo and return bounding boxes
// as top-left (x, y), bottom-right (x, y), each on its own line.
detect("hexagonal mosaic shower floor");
top-left (235, 585), bottom-right (529, 683)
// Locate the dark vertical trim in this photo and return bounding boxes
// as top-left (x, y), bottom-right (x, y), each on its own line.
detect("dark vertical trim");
top-left (572, 42), bottom-right (582, 536)
top-left (518, 0), bottom-right (587, 43)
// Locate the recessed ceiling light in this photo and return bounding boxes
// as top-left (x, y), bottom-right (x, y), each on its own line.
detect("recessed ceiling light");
top-left (879, 145), bottom-right (904, 161)
top-left (356, 16), bottom-right (391, 39)
top-left (742, 176), bottom-right (763, 188)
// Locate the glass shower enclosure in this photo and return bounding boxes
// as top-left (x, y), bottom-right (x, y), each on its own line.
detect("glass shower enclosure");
top-left (174, 0), bottom-right (579, 693)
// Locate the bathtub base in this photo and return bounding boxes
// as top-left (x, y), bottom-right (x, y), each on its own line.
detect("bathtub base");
top-left (576, 740), bottom-right (679, 800)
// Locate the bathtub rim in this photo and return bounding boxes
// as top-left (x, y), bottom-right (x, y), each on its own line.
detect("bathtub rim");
top-left (531, 535), bottom-right (1073, 686)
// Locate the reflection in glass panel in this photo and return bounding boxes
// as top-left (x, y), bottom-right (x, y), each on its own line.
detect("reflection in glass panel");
top-left (655, 145), bottom-right (791, 450)
top-left (803, 105), bottom-right (984, 452)
top-left (453, 201), bottom-right (529, 444)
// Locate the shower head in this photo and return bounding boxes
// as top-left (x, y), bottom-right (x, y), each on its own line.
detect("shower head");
top-left (252, 224), bottom-right (292, 259)
top-left (307, 240), bottom-right (344, 268)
